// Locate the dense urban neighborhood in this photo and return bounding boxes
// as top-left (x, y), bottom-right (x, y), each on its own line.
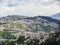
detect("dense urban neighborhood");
top-left (0, 15), bottom-right (60, 45)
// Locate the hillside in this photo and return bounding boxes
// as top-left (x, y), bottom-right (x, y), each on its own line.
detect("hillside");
top-left (0, 15), bottom-right (60, 45)
top-left (0, 15), bottom-right (60, 32)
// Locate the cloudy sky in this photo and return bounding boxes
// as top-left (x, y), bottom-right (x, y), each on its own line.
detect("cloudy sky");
top-left (0, 0), bottom-right (60, 17)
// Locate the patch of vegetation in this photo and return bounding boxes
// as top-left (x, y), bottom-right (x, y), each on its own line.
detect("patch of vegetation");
top-left (4, 41), bottom-right (16, 45)
top-left (16, 23), bottom-right (24, 29)
top-left (28, 24), bottom-right (34, 29)
top-left (0, 31), bottom-right (3, 36)
top-left (1, 31), bottom-right (16, 39)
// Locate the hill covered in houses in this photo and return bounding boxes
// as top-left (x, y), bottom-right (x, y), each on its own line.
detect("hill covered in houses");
top-left (0, 15), bottom-right (60, 45)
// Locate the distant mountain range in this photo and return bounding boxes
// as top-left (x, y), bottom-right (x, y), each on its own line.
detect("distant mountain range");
top-left (51, 13), bottom-right (60, 20)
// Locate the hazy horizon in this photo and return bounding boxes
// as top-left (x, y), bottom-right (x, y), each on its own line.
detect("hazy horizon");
top-left (0, 0), bottom-right (60, 17)
top-left (0, 12), bottom-right (59, 17)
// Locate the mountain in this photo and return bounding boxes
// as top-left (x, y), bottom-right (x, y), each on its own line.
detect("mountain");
top-left (0, 15), bottom-right (60, 32)
top-left (51, 13), bottom-right (60, 20)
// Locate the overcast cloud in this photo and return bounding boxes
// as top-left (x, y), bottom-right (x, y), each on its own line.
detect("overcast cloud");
top-left (0, 0), bottom-right (60, 17)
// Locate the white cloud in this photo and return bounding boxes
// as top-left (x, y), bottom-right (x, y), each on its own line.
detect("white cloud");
top-left (0, 0), bottom-right (60, 17)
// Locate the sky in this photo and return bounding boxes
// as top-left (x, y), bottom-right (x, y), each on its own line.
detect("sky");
top-left (0, 0), bottom-right (60, 17)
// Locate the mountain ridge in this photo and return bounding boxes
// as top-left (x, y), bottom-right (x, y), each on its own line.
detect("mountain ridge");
top-left (51, 13), bottom-right (60, 20)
